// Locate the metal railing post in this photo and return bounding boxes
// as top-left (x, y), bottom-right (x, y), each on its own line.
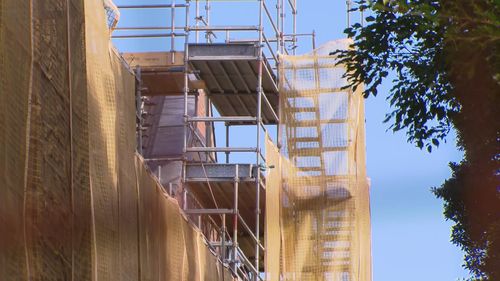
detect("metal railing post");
top-left (254, 1), bottom-right (264, 278)
top-left (205, 0), bottom-right (211, 43)
top-left (195, 0), bottom-right (200, 42)
top-left (182, 1), bottom-right (191, 210)
top-left (280, 0), bottom-right (285, 54)
top-left (183, 189), bottom-right (188, 210)
top-left (312, 29), bottom-right (316, 50)
top-left (347, 0), bottom-right (353, 28)
top-left (222, 213), bottom-right (227, 261)
top-left (158, 165), bottom-right (162, 184)
top-left (171, 0), bottom-right (176, 63)
top-left (276, 0), bottom-right (280, 57)
top-left (233, 164), bottom-right (239, 273)
top-left (293, 0), bottom-right (297, 55)
top-left (225, 123), bottom-right (230, 163)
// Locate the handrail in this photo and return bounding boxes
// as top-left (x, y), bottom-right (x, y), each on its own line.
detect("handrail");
top-left (262, 1), bottom-right (279, 36)
top-left (262, 33), bottom-right (278, 65)
top-left (229, 37), bottom-right (295, 43)
top-left (189, 25), bottom-right (259, 31)
top-left (287, 0), bottom-right (297, 14)
top-left (117, 4), bottom-right (188, 9)
top-left (188, 116), bottom-right (258, 123)
top-left (114, 26), bottom-right (184, 30)
top-left (186, 147), bottom-right (258, 153)
top-left (237, 248), bottom-right (263, 281)
top-left (237, 213), bottom-right (265, 252)
top-left (112, 33), bottom-right (186, 39)
top-left (260, 86), bottom-right (279, 122)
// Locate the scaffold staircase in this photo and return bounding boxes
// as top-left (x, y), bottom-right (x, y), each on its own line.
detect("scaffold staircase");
top-left (283, 54), bottom-right (354, 279)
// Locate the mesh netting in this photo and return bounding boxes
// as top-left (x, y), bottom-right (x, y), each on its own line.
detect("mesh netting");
top-left (0, 0), bottom-right (232, 280)
top-left (103, 0), bottom-right (120, 30)
top-left (265, 40), bottom-right (372, 281)
top-left (0, 1), bottom-right (32, 279)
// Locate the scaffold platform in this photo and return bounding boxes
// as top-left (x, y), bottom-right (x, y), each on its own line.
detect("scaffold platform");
top-left (188, 43), bottom-right (279, 124)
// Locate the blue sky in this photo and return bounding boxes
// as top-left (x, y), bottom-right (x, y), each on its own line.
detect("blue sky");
top-left (113, 0), bottom-right (468, 279)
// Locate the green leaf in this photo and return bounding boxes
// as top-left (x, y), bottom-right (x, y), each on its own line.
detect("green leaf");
top-left (432, 138), bottom-right (440, 147)
top-left (366, 16), bottom-right (376, 22)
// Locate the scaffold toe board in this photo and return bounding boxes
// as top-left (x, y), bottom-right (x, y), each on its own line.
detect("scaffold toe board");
top-left (123, 52), bottom-right (205, 96)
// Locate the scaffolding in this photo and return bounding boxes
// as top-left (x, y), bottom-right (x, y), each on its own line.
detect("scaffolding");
top-left (0, 0), bottom-right (371, 279)
top-left (111, 1), bottom-right (315, 280)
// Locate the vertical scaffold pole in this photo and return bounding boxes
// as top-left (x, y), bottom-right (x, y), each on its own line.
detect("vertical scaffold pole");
top-left (275, 0), bottom-right (281, 148)
top-left (205, 0), bottom-right (211, 43)
top-left (293, 0), bottom-right (297, 55)
top-left (361, 3), bottom-right (365, 27)
top-left (255, 0), bottom-right (264, 278)
top-left (195, 0), bottom-right (200, 43)
top-left (233, 164), bottom-right (239, 273)
top-left (225, 123), bottom-right (230, 163)
top-left (222, 213), bottom-right (227, 262)
top-left (347, 0), bottom-right (352, 28)
top-left (183, 1), bottom-right (191, 209)
top-left (312, 29), bottom-right (316, 50)
top-left (276, 0), bottom-right (280, 57)
top-left (171, 0), bottom-right (176, 63)
top-left (280, 0), bottom-right (285, 54)
top-left (158, 165), bottom-right (162, 185)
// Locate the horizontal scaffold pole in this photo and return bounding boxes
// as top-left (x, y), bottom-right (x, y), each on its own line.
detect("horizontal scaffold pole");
top-left (187, 116), bottom-right (258, 123)
top-left (186, 147), bottom-right (257, 153)
top-left (185, 209), bottom-right (235, 215)
top-left (118, 4), bottom-right (188, 9)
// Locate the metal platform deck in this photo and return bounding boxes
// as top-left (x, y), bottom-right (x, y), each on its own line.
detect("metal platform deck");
top-left (185, 163), bottom-right (266, 266)
top-left (185, 163), bottom-right (265, 231)
top-left (188, 43), bottom-right (279, 124)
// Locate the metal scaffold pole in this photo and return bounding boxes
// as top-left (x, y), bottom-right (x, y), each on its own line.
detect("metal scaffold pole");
top-left (205, 0), bottom-right (211, 43)
top-left (293, 0), bottom-right (297, 55)
top-left (195, 0), bottom-right (199, 42)
top-left (171, 0), bottom-right (176, 63)
top-left (276, 0), bottom-right (280, 56)
top-left (280, 0), bottom-right (285, 54)
top-left (347, 0), bottom-right (352, 28)
top-left (255, 0), bottom-right (264, 278)
top-left (183, 1), bottom-right (191, 210)
top-left (233, 164), bottom-right (239, 273)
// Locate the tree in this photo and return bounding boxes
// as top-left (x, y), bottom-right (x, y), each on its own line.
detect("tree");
top-left (332, 0), bottom-right (500, 279)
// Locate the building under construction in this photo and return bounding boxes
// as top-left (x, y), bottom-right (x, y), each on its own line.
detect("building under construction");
top-left (0, 0), bottom-right (371, 280)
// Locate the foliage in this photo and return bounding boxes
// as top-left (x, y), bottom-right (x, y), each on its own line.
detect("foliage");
top-left (332, 0), bottom-right (500, 279)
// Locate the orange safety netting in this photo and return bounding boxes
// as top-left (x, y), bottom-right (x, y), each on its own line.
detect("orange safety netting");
top-left (265, 40), bottom-right (372, 281)
top-left (0, 0), bottom-right (232, 280)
